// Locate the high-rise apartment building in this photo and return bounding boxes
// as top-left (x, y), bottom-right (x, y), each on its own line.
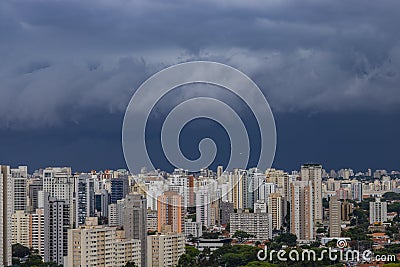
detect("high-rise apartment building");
top-left (351, 181), bottom-right (363, 202)
top-left (267, 193), bottom-right (285, 231)
top-left (301, 164), bottom-right (323, 224)
top-left (341, 200), bottom-right (353, 221)
top-left (147, 232), bottom-right (185, 267)
top-left (28, 179), bottom-right (43, 212)
top-left (230, 210), bottom-right (273, 240)
top-left (44, 192), bottom-right (71, 265)
top-left (11, 166), bottom-right (28, 212)
top-left (0, 165), bottom-right (12, 267)
top-left (290, 181), bottom-right (314, 241)
top-left (108, 199), bottom-right (125, 226)
top-left (68, 218), bottom-right (142, 267)
top-left (110, 176), bottom-right (129, 204)
top-left (157, 191), bottom-right (183, 233)
top-left (11, 210), bottom-right (30, 247)
top-left (266, 168), bottom-right (290, 200)
top-left (329, 196), bottom-right (341, 238)
top-left (219, 201), bottom-right (234, 225)
top-left (369, 198), bottom-right (387, 224)
top-left (184, 219), bottom-right (202, 238)
top-left (75, 174), bottom-right (95, 227)
top-left (42, 167), bottom-right (74, 227)
top-left (147, 208), bottom-right (158, 232)
top-left (29, 208), bottom-right (45, 257)
top-left (123, 193), bottom-right (147, 267)
top-left (196, 187), bottom-right (210, 227)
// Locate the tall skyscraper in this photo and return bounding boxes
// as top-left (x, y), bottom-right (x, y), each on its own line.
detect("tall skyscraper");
top-left (351, 181), bottom-right (363, 202)
top-left (196, 187), bottom-right (210, 227)
top-left (301, 164), bottom-right (323, 224)
top-left (108, 199), bottom-right (125, 226)
top-left (266, 168), bottom-right (290, 200)
top-left (0, 165), bottom-right (12, 266)
top-left (100, 189), bottom-right (110, 217)
top-left (42, 167), bottom-right (74, 227)
top-left (157, 191), bottom-right (183, 233)
top-left (30, 208), bottom-right (45, 257)
top-left (219, 201), bottom-right (234, 225)
top-left (290, 181), bottom-right (314, 241)
top-left (28, 179), bottom-right (43, 212)
top-left (75, 174), bottom-right (95, 227)
top-left (267, 193), bottom-right (285, 231)
top-left (329, 196), bottom-right (341, 238)
top-left (369, 198), bottom-right (387, 224)
top-left (11, 166), bottom-right (28, 212)
top-left (111, 176), bottom-right (129, 204)
top-left (123, 193), bottom-right (147, 267)
top-left (44, 192), bottom-right (71, 265)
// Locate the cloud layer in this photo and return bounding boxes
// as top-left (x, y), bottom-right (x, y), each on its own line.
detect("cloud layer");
top-left (1, 0), bottom-right (400, 128)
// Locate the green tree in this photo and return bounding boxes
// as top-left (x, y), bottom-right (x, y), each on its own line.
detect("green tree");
top-left (12, 243), bottom-right (30, 258)
top-left (178, 246), bottom-right (200, 267)
top-left (274, 233), bottom-right (297, 247)
top-left (124, 261), bottom-right (138, 267)
top-left (232, 230), bottom-right (255, 242)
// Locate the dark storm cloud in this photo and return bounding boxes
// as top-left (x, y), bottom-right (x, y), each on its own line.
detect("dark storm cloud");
top-left (1, 0), bottom-right (400, 128)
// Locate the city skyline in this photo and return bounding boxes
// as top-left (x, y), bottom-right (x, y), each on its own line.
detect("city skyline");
top-left (1, 0), bottom-right (400, 173)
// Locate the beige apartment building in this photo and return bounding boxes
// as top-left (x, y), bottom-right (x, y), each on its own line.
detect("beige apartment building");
top-left (147, 232), bottom-right (185, 267)
top-left (12, 210), bottom-right (30, 247)
top-left (67, 217), bottom-right (141, 267)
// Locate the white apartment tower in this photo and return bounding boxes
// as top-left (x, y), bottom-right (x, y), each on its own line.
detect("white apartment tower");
top-left (11, 166), bottom-right (28, 212)
top-left (196, 187), bottom-right (210, 227)
top-left (369, 198), bottom-right (387, 224)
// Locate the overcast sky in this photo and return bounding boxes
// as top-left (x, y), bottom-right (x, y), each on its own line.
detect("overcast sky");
top-left (1, 0), bottom-right (399, 172)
